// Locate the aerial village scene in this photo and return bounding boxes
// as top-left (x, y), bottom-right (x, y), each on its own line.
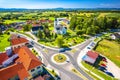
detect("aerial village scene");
top-left (0, 0), bottom-right (120, 80)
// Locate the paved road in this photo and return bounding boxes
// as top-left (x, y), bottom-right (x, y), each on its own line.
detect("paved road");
top-left (34, 43), bottom-right (84, 80)
top-left (16, 32), bottom-right (94, 80)
top-left (33, 39), bottom-right (94, 80)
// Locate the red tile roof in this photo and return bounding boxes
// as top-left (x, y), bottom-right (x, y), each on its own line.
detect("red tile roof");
top-left (32, 24), bottom-right (41, 27)
top-left (0, 46), bottom-right (42, 80)
top-left (18, 46), bottom-right (42, 70)
top-left (0, 63), bottom-right (29, 80)
top-left (0, 53), bottom-right (9, 65)
top-left (87, 51), bottom-right (99, 59)
top-left (13, 47), bottom-right (20, 54)
top-left (11, 37), bottom-right (28, 45)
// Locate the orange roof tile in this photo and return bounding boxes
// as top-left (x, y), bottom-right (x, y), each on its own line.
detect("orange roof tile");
top-left (0, 53), bottom-right (9, 65)
top-left (18, 46), bottom-right (42, 70)
top-left (11, 37), bottom-right (28, 45)
top-left (0, 63), bottom-right (29, 80)
top-left (13, 47), bottom-right (20, 54)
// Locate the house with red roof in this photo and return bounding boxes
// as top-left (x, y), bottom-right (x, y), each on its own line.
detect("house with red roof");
top-left (10, 34), bottom-right (29, 50)
top-left (0, 46), bottom-right (53, 80)
top-left (82, 51), bottom-right (99, 64)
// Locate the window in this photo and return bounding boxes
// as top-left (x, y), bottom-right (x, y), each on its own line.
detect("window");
top-left (31, 69), bottom-right (35, 72)
top-left (37, 66), bottom-right (40, 69)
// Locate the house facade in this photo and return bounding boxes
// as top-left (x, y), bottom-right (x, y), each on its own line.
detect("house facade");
top-left (54, 18), bottom-right (69, 34)
top-left (10, 34), bottom-right (29, 50)
top-left (110, 33), bottom-right (120, 39)
top-left (31, 26), bottom-right (43, 34)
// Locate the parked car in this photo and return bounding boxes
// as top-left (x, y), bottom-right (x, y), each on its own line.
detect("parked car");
top-left (87, 47), bottom-right (91, 49)
top-left (64, 48), bottom-right (71, 51)
top-left (30, 41), bottom-right (34, 45)
top-left (59, 48), bottom-right (66, 53)
top-left (105, 71), bottom-right (114, 77)
top-left (98, 66), bottom-right (107, 72)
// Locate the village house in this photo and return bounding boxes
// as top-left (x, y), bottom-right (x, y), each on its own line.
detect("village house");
top-left (82, 51), bottom-right (99, 64)
top-left (0, 34), bottom-right (54, 80)
top-left (54, 18), bottom-right (69, 34)
top-left (0, 46), bottom-right (52, 80)
top-left (10, 34), bottom-right (29, 50)
top-left (110, 33), bottom-right (120, 40)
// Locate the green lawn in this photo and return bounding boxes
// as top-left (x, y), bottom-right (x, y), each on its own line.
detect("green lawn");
top-left (46, 69), bottom-right (58, 77)
top-left (95, 39), bottom-right (120, 68)
top-left (17, 31), bottom-right (34, 40)
top-left (82, 61), bottom-right (117, 80)
top-left (32, 49), bottom-right (38, 56)
top-left (0, 34), bottom-right (10, 51)
top-left (39, 36), bottom-right (85, 48)
top-left (3, 20), bottom-right (25, 24)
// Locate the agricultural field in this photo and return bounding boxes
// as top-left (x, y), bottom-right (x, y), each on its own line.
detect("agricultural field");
top-left (95, 39), bottom-right (120, 68)
top-left (3, 20), bottom-right (25, 24)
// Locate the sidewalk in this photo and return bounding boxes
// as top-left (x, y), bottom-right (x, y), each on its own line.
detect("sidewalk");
top-left (77, 40), bottom-right (105, 80)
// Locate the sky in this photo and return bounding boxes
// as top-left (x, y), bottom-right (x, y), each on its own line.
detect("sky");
top-left (0, 0), bottom-right (120, 9)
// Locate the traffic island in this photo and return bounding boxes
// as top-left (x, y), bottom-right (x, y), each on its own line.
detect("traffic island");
top-left (52, 54), bottom-right (69, 65)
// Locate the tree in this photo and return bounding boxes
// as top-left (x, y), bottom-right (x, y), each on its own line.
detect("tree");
top-left (23, 24), bottom-right (32, 31)
top-left (37, 29), bottom-right (43, 39)
top-left (0, 28), bottom-right (2, 35)
top-left (86, 27), bottom-right (92, 35)
top-left (76, 30), bottom-right (83, 35)
top-left (70, 15), bottom-right (77, 30)
top-left (55, 35), bottom-right (64, 48)
top-left (44, 28), bottom-right (50, 38)
top-left (75, 25), bottom-right (82, 31)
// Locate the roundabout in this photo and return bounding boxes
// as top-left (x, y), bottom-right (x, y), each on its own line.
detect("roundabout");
top-left (51, 53), bottom-right (69, 65)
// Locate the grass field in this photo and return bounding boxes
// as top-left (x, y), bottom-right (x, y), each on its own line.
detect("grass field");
top-left (0, 34), bottom-right (10, 51)
top-left (95, 39), bottom-right (120, 68)
top-left (82, 61), bottom-right (117, 80)
top-left (3, 20), bottom-right (25, 24)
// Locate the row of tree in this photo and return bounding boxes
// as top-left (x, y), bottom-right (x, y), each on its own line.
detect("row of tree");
top-left (70, 15), bottom-right (120, 35)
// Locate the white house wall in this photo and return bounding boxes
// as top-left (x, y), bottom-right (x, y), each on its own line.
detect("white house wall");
top-left (28, 65), bottom-right (43, 77)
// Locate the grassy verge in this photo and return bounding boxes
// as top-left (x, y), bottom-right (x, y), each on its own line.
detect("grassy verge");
top-left (0, 34), bottom-right (10, 51)
top-left (94, 37), bottom-right (101, 42)
top-left (17, 31), bottom-right (34, 40)
top-left (46, 69), bottom-right (58, 77)
top-left (71, 68), bottom-right (88, 80)
top-left (81, 61), bottom-right (117, 80)
top-left (32, 48), bottom-right (38, 56)
top-left (95, 39), bottom-right (120, 68)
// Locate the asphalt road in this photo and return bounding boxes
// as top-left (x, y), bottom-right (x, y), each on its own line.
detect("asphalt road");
top-left (33, 39), bottom-right (94, 80)
top-left (17, 32), bottom-right (94, 80)
top-left (34, 43), bottom-right (84, 80)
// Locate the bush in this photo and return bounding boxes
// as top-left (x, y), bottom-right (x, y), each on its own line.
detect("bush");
top-left (7, 32), bottom-right (10, 35)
